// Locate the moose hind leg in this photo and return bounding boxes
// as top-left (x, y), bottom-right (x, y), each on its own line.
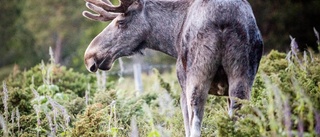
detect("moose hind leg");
top-left (227, 78), bottom-right (252, 116)
top-left (222, 46), bottom-right (256, 116)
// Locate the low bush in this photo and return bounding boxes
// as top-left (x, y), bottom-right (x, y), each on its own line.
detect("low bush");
top-left (1, 40), bottom-right (320, 136)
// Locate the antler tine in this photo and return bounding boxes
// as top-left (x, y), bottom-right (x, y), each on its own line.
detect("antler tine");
top-left (83, 2), bottom-right (119, 21)
top-left (85, 0), bottom-right (134, 13)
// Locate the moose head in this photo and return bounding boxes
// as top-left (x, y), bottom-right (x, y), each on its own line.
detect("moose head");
top-left (83, 0), bottom-right (188, 72)
top-left (83, 0), bottom-right (152, 72)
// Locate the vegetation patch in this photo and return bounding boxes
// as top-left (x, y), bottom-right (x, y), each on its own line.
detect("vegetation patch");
top-left (1, 43), bottom-right (320, 136)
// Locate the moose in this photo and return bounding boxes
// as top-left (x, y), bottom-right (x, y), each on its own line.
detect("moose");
top-left (82, 0), bottom-right (263, 136)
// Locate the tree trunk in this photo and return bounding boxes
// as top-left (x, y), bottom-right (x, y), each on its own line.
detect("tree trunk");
top-left (54, 35), bottom-right (63, 64)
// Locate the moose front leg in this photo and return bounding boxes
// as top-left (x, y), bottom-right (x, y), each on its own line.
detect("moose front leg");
top-left (181, 90), bottom-right (190, 136)
top-left (176, 58), bottom-right (190, 137)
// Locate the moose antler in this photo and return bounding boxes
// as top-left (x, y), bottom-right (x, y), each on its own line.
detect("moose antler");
top-left (86, 0), bottom-right (134, 13)
top-left (83, 2), bottom-right (119, 21)
top-left (83, 0), bottom-right (134, 21)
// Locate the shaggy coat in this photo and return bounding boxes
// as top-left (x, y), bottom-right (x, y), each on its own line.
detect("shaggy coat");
top-left (83, 0), bottom-right (263, 136)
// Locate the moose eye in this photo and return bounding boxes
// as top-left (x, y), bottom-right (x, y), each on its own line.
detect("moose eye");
top-left (117, 20), bottom-right (126, 28)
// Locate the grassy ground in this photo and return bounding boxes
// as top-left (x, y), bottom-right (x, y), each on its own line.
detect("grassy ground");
top-left (1, 41), bottom-right (320, 136)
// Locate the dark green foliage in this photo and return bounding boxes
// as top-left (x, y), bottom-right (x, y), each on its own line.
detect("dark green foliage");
top-left (66, 97), bottom-right (86, 116)
top-left (93, 90), bottom-right (117, 106)
top-left (0, 62), bottom-right (97, 136)
top-left (0, 0), bottom-right (34, 67)
top-left (249, 49), bottom-right (320, 136)
top-left (71, 103), bottom-right (109, 136)
top-left (253, 50), bottom-right (320, 110)
top-left (1, 47), bottom-right (320, 136)
top-left (248, 0), bottom-right (320, 52)
top-left (71, 91), bottom-right (161, 136)
top-left (0, 62), bottom-right (96, 115)
top-left (0, 86), bottom-right (33, 115)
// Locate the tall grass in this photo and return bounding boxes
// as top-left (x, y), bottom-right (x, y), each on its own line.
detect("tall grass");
top-left (1, 82), bottom-right (9, 137)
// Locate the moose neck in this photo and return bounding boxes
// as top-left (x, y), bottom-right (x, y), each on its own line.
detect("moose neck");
top-left (144, 0), bottom-right (190, 58)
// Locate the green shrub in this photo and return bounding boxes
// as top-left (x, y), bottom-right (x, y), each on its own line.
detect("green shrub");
top-left (0, 62), bottom-right (97, 136)
top-left (1, 45), bottom-right (320, 136)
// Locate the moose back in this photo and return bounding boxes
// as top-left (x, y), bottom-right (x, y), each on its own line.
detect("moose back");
top-left (82, 0), bottom-right (263, 136)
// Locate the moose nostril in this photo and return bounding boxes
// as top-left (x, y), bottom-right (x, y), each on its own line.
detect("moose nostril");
top-left (85, 58), bottom-right (98, 72)
top-left (89, 63), bottom-right (98, 72)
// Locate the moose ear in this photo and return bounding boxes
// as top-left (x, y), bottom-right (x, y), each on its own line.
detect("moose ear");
top-left (127, 0), bottom-right (143, 11)
top-left (136, 0), bottom-right (145, 6)
top-left (136, 0), bottom-right (143, 4)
